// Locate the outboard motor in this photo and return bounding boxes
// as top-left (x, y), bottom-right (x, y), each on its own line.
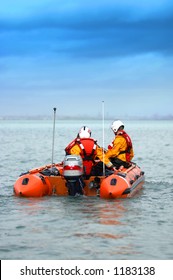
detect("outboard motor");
top-left (63, 155), bottom-right (85, 196)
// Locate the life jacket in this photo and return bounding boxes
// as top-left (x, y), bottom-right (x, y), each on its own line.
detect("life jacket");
top-left (65, 138), bottom-right (78, 155)
top-left (65, 138), bottom-right (97, 175)
top-left (108, 131), bottom-right (132, 162)
top-left (108, 141), bottom-right (114, 150)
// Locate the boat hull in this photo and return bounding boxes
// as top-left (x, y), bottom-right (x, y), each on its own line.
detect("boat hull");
top-left (100, 165), bottom-right (145, 199)
top-left (14, 173), bottom-right (52, 197)
top-left (14, 163), bottom-right (145, 199)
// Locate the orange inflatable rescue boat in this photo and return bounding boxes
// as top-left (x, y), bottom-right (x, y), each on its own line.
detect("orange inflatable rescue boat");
top-left (14, 155), bottom-right (145, 199)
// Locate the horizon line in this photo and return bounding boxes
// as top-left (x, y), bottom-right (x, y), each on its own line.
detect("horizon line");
top-left (0, 114), bottom-right (173, 121)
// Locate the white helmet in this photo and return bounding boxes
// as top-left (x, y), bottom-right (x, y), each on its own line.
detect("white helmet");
top-left (111, 120), bottom-right (124, 133)
top-left (78, 126), bottom-right (91, 138)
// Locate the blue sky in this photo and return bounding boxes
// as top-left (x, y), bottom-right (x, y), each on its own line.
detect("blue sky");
top-left (0, 0), bottom-right (173, 118)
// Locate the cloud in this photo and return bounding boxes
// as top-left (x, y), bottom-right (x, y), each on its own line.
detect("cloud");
top-left (0, 1), bottom-right (173, 118)
top-left (0, 1), bottom-right (173, 58)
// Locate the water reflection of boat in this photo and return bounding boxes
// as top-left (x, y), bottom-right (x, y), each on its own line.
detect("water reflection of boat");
top-left (73, 199), bottom-right (128, 246)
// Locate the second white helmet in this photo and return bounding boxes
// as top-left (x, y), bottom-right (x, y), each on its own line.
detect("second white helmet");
top-left (78, 126), bottom-right (91, 138)
top-left (111, 120), bottom-right (124, 133)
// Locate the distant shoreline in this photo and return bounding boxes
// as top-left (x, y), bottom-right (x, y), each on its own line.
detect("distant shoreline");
top-left (0, 115), bottom-right (173, 121)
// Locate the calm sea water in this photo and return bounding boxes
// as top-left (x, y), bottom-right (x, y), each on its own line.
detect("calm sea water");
top-left (0, 119), bottom-right (173, 260)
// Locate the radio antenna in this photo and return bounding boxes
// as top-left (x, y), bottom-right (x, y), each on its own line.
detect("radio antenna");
top-left (51, 107), bottom-right (56, 169)
top-left (102, 101), bottom-right (105, 176)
